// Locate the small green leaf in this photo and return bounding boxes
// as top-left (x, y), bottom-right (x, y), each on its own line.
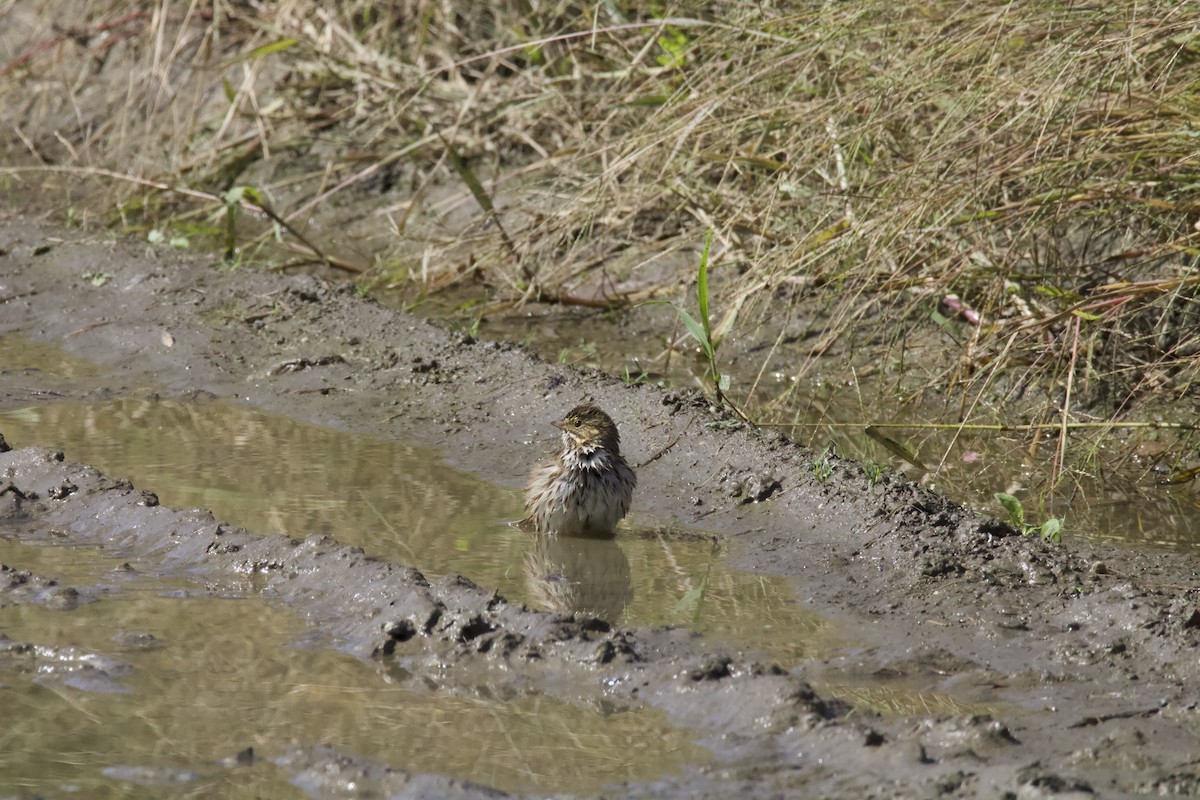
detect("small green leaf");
top-left (622, 95), bottom-right (670, 107)
top-left (222, 78), bottom-right (235, 103)
top-left (655, 26), bottom-right (689, 69)
top-left (520, 43), bottom-right (545, 65)
top-left (147, 229), bottom-right (165, 244)
top-left (1034, 284), bottom-right (1070, 300)
top-left (1040, 518), bottom-right (1063, 543)
top-left (993, 492), bottom-right (1025, 529)
top-left (717, 373), bottom-right (731, 392)
top-left (676, 308), bottom-right (714, 360)
top-left (223, 186), bottom-right (246, 207)
top-left (248, 38), bottom-right (299, 59)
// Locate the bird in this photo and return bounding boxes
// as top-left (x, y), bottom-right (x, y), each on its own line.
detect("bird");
top-left (521, 403), bottom-right (636, 536)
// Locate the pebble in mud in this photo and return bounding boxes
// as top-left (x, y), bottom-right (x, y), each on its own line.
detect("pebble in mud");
top-left (727, 470), bottom-right (782, 504)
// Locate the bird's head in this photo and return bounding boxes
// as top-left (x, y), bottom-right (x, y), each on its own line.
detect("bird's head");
top-left (552, 404), bottom-right (622, 454)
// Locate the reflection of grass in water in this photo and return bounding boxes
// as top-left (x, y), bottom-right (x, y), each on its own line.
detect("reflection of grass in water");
top-left (517, 523), bottom-right (834, 665)
top-left (0, 335), bottom-right (101, 380)
top-left (672, 558), bottom-right (712, 623)
top-left (0, 543), bottom-right (711, 796)
top-left (619, 528), bottom-right (834, 664)
top-left (825, 684), bottom-right (999, 719)
top-left (0, 396), bottom-right (525, 562)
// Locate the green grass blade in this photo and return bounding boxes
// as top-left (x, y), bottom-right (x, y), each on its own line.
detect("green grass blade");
top-left (697, 228), bottom-right (713, 341)
top-left (442, 137), bottom-right (496, 220)
top-left (223, 38), bottom-right (299, 67)
top-left (676, 307), bottom-right (714, 360)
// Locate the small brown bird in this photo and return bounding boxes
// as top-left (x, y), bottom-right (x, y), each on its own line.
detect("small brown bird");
top-left (521, 404), bottom-right (636, 536)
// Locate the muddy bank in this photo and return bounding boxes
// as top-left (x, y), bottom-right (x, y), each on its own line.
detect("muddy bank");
top-left (2, 219), bottom-right (1200, 797)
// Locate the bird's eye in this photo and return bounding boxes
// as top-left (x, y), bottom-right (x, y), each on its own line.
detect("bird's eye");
top-left (573, 420), bottom-right (581, 427)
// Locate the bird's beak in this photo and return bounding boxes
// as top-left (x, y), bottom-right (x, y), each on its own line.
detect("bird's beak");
top-left (552, 419), bottom-right (587, 444)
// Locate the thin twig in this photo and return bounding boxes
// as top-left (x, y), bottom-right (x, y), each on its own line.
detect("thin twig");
top-left (636, 415), bottom-right (695, 468)
top-left (0, 166), bottom-right (362, 273)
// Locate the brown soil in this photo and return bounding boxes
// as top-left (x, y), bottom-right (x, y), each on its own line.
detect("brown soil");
top-left (3, 219), bottom-right (1200, 798)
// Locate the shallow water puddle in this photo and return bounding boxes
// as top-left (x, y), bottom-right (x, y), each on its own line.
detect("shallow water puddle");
top-left (0, 334), bottom-right (102, 378)
top-left (0, 542), bottom-right (708, 797)
top-left (0, 334), bottom-right (834, 792)
top-left (0, 335), bottom-right (1015, 729)
top-left (0, 396), bottom-right (831, 663)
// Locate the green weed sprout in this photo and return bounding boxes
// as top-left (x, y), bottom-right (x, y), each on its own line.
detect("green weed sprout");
top-left (676, 229), bottom-right (747, 419)
top-left (222, 185), bottom-right (263, 262)
top-left (812, 445), bottom-right (835, 483)
top-left (994, 492), bottom-right (1064, 543)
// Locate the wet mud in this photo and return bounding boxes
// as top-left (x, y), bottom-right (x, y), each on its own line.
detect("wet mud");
top-left (3, 219), bottom-right (1200, 797)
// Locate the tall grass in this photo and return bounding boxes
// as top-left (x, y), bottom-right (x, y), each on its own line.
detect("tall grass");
top-left (2, 0), bottom-right (1198, 486)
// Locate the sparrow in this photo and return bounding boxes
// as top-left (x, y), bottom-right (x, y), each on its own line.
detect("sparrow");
top-left (521, 403), bottom-right (636, 536)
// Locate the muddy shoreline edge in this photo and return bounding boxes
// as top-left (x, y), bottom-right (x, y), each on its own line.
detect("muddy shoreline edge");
top-left (3, 220), bottom-right (1199, 798)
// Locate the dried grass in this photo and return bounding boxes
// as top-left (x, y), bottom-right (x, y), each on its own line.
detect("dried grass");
top-left (3, 0), bottom-right (1199, 480)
